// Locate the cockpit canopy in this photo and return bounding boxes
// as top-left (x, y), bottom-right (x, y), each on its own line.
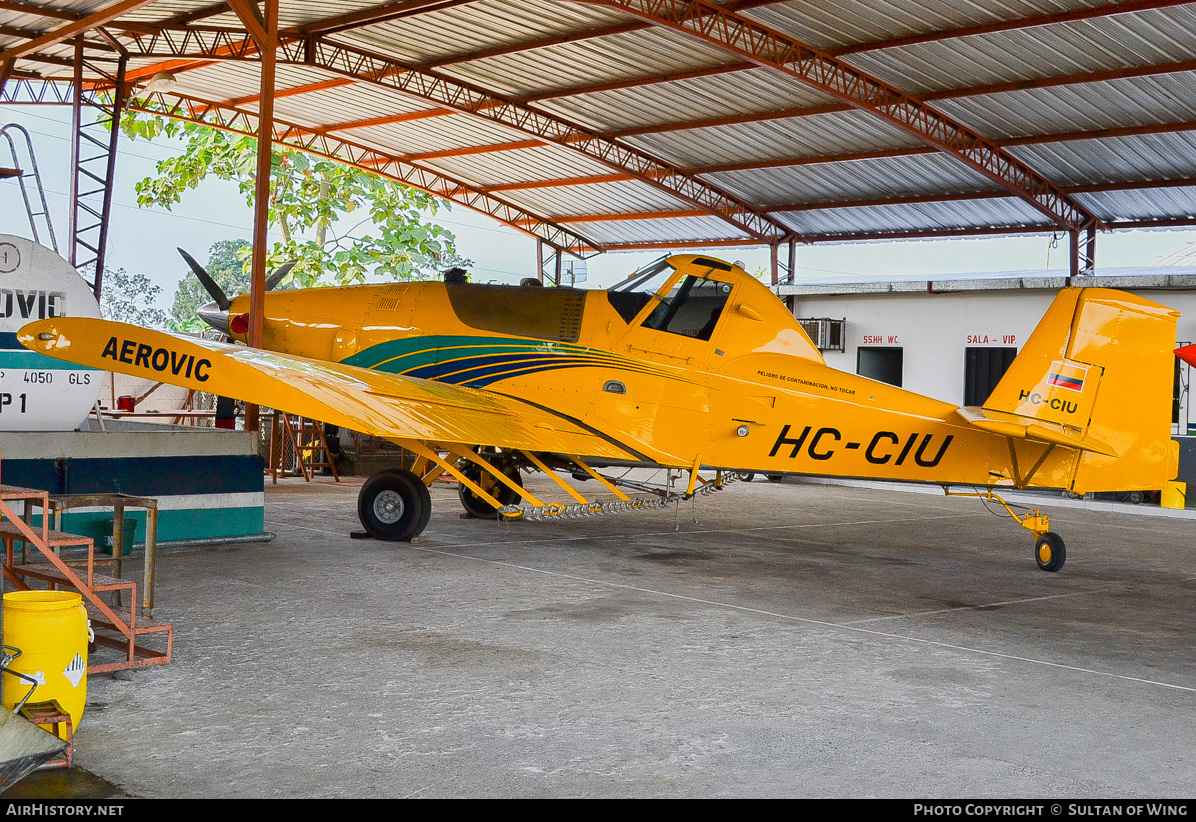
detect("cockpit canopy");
top-left (607, 256), bottom-right (736, 341)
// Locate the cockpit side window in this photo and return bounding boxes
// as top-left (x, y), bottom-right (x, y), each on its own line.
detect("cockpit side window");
top-left (640, 276), bottom-right (732, 342)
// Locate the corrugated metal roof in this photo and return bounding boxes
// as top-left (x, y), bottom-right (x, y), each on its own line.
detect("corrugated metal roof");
top-left (775, 197), bottom-right (1052, 237)
top-left (706, 153), bottom-right (999, 206)
top-left (6, 0), bottom-right (1196, 253)
top-left (626, 109), bottom-right (924, 169)
top-left (541, 67), bottom-right (843, 136)
top-left (499, 179), bottom-right (699, 217)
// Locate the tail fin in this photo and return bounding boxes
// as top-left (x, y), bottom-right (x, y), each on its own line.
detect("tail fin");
top-left (981, 288), bottom-right (1179, 493)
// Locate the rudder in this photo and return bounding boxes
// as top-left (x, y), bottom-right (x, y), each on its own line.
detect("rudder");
top-left (982, 288), bottom-right (1179, 493)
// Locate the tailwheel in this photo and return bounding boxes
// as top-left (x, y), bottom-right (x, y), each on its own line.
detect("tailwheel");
top-left (357, 468), bottom-right (432, 541)
top-left (1034, 532), bottom-right (1066, 573)
top-left (458, 461), bottom-right (523, 519)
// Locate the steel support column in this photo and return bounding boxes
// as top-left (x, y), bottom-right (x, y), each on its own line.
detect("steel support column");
top-left (1070, 223), bottom-right (1097, 278)
top-left (539, 241), bottom-right (562, 286)
top-left (67, 41), bottom-right (127, 299)
top-left (230, 0), bottom-right (278, 433)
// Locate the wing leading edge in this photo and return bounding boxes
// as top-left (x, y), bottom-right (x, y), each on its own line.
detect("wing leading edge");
top-left (19, 317), bottom-right (637, 461)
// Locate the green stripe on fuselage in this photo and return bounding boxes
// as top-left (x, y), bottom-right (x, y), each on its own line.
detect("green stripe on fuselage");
top-left (344, 335), bottom-right (640, 376)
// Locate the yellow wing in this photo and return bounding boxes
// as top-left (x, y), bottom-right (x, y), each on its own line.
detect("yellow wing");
top-left (19, 318), bottom-right (638, 460)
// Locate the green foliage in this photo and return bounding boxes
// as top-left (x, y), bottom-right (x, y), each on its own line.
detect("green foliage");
top-left (99, 267), bottom-right (170, 329)
top-left (120, 111), bottom-right (469, 289)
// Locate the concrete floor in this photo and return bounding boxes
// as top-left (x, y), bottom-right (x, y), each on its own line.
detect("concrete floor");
top-left (8, 473), bottom-right (1196, 798)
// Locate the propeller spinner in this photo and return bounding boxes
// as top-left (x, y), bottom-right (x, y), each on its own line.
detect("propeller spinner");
top-left (179, 248), bottom-right (295, 337)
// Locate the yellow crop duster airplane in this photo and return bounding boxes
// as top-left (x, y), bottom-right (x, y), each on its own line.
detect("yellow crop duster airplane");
top-left (19, 255), bottom-right (1181, 572)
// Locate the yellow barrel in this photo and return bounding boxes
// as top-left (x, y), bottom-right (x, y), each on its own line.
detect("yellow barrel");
top-left (3, 591), bottom-right (89, 740)
top-left (1162, 481), bottom-right (1187, 510)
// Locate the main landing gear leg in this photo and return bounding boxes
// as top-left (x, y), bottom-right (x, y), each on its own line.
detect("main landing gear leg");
top-left (944, 488), bottom-right (1066, 573)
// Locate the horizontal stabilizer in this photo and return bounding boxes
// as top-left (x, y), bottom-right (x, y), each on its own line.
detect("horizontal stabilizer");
top-left (955, 407), bottom-right (1117, 456)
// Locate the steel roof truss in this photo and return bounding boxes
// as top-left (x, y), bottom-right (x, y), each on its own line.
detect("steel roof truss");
top-left (114, 27), bottom-right (791, 243)
top-left (126, 91), bottom-right (603, 256)
top-left (573, 0), bottom-right (1099, 232)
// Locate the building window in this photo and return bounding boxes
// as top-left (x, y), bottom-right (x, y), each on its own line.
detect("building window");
top-left (964, 347), bottom-right (1017, 407)
top-left (858, 346), bottom-right (903, 387)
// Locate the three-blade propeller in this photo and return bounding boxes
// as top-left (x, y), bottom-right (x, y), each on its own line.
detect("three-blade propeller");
top-left (178, 248), bottom-right (296, 334)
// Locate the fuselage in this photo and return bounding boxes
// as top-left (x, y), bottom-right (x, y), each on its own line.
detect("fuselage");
top-left (219, 255), bottom-right (1150, 492)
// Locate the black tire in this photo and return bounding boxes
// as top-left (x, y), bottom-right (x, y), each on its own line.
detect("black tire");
top-left (1123, 490), bottom-right (1146, 504)
top-left (357, 468), bottom-right (432, 541)
top-left (735, 472), bottom-right (755, 482)
top-left (458, 462), bottom-right (523, 519)
top-left (1034, 532), bottom-right (1066, 573)
top-left (766, 474), bottom-right (784, 483)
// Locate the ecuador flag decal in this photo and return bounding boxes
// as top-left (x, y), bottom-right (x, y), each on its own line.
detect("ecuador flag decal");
top-left (1047, 361), bottom-right (1087, 392)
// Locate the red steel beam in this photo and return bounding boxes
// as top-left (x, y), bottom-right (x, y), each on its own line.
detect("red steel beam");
top-left (322, 109), bottom-right (457, 131)
top-left (0, 2), bottom-right (83, 21)
top-left (766, 190), bottom-right (1005, 213)
top-left (518, 62), bottom-right (752, 104)
top-left (294, 0), bottom-right (477, 37)
top-left (687, 120), bottom-right (1196, 176)
top-left (562, 209), bottom-right (709, 222)
top-left (227, 76), bottom-right (353, 106)
top-left (603, 103), bottom-right (846, 138)
top-left (602, 237), bottom-right (783, 250)
top-left (690, 146), bottom-right (939, 175)
top-left (423, 0), bottom-right (778, 68)
top-left (758, 176), bottom-right (1196, 214)
top-left (483, 173), bottom-right (635, 192)
top-left (831, 0), bottom-right (1196, 57)
top-left (402, 140), bottom-right (543, 161)
top-left (0, 0), bottom-right (158, 62)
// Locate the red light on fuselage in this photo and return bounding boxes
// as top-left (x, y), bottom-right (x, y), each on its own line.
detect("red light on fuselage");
top-left (230, 313), bottom-right (250, 335)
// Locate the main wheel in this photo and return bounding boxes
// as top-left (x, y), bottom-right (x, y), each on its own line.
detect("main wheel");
top-left (357, 468), bottom-right (432, 541)
top-left (766, 473), bottom-right (784, 483)
top-left (1034, 532), bottom-right (1066, 573)
top-left (458, 462), bottom-right (523, 519)
top-left (735, 472), bottom-right (755, 482)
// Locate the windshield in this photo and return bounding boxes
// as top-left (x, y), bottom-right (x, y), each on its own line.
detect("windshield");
top-left (606, 258), bottom-right (678, 323)
top-left (606, 258), bottom-right (732, 341)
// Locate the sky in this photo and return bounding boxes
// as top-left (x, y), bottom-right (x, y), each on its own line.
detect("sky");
top-left (4, 102), bottom-right (1196, 314)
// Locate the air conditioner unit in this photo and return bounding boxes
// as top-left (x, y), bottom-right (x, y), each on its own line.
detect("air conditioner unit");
top-left (797, 317), bottom-right (846, 352)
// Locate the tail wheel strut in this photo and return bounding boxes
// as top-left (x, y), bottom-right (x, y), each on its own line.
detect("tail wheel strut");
top-left (943, 487), bottom-right (1065, 573)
